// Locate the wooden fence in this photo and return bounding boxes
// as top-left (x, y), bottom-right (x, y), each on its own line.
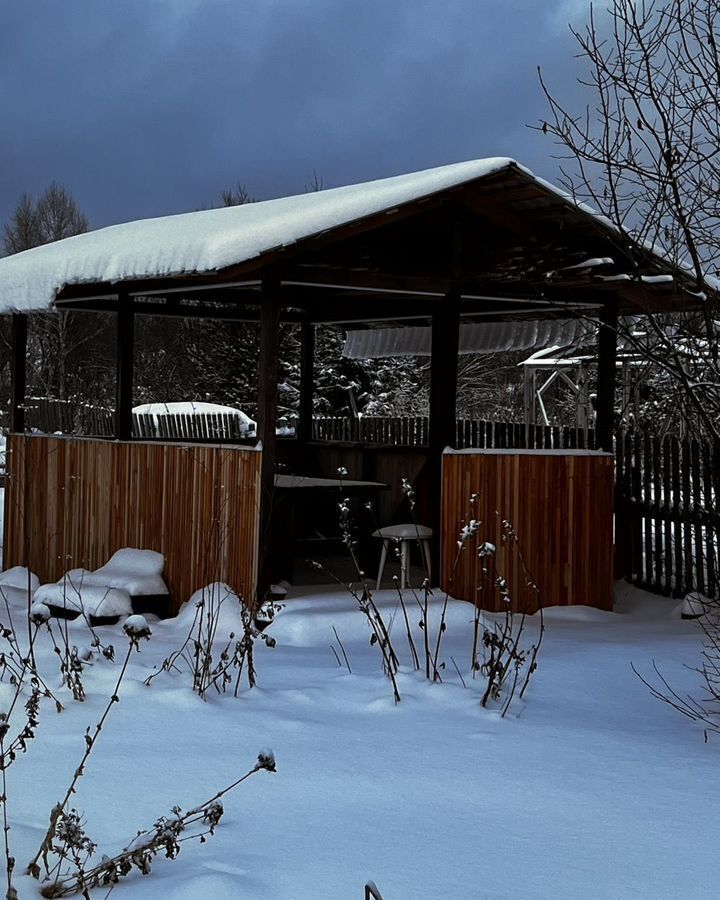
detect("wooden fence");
top-left (22, 401), bottom-right (596, 449)
top-left (616, 431), bottom-right (720, 599)
top-left (23, 399), bottom-right (255, 442)
top-left (316, 417), bottom-right (720, 599)
top-left (312, 415), bottom-right (596, 449)
top-left (24, 396), bottom-right (115, 437)
top-left (3, 435), bottom-right (262, 615)
top-left (10, 399), bottom-right (720, 600)
top-left (441, 451), bottom-right (615, 612)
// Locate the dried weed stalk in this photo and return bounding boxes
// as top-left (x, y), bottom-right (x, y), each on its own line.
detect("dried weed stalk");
top-left (28, 617), bottom-right (152, 882)
top-left (633, 596), bottom-right (720, 740)
top-left (309, 469), bottom-right (401, 702)
top-left (145, 584), bottom-right (277, 699)
top-left (474, 519), bottom-right (544, 715)
top-left (37, 751), bottom-right (277, 898)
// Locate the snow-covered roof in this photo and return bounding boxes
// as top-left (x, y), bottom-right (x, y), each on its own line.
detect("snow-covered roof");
top-left (343, 320), bottom-right (591, 358)
top-left (0, 158), bottom-right (523, 314)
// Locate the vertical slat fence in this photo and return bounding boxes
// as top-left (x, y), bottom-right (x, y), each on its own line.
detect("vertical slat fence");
top-left (7, 399), bottom-right (720, 601)
top-left (3, 435), bottom-right (261, 614)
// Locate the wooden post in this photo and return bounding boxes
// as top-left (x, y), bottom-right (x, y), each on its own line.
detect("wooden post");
top-left (115, 292), bottom-right (134, 440)
top-left (297, 320), bottom-right (315, 444)
top-left (597, 300), bottom-right (618, 452)
top-left (523, 366), bottom-right (536, 426)
top-left (257, 274), bottom-right (282, 596)
top-left (10, 313), bottom-right (27, 434)
top-left (427, 291), bottom-right (461, 582)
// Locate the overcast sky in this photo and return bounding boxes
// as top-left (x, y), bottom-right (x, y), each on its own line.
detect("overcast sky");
top-left (1, 0), bottom-right (593, 231)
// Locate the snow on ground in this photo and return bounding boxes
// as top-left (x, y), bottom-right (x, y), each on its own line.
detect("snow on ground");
top-left (4, 581), bottom-right (719, 899)
top-left (34, 582), bottom-right (133, 617)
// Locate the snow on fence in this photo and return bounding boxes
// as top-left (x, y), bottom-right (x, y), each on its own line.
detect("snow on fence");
top-left (2, 434), bottom-right (261, 615)
top-left (23, 398), bottom-right (255, 442)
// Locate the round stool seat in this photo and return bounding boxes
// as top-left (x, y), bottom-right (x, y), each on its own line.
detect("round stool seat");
top-left (371, 524), bottom-right (433, 540)
top-left (372, 524), bottom-right (433, 589)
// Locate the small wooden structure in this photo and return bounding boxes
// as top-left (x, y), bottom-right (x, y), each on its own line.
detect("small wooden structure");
top-left (0, 158), bottom-right (704, 612)
top-left (441, 449), bottom-right (615, 612)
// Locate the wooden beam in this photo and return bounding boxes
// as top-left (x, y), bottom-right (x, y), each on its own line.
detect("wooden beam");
top-left (257, 274), bottom-right (282, 597)
top-left (427, 290), bottom-right (461, 582)
top-left (115, 293), bottom-right (134, 440)
top-left (10, 313), bottom-right (27, 434)
top-left (298, 321), bottom-right (315, 444)
top-left (429, 292), bottom-right (461, 452)
top-left (596, 299), bottom-right (618, 452)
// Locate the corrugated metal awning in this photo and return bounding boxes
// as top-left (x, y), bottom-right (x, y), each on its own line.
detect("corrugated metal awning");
top-left (342, 320), bottom-right (592, 358)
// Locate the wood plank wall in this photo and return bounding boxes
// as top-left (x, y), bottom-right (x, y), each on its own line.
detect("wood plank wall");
top-left (3, 435), bottom-right (261, 614)
top-left (441, 452), bottom-right (615, 613)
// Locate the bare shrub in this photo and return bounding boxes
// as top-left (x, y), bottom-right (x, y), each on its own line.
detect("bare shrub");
top-left (28, 618), bottom-right (152, 882)
top-left (145, 583), bottom-right (276, 698)
top-left (36, 751), bottom-right (276, 898)
top-left (633, 595), bottom-right (720, 740)
top-left (308, 470), bottom-right (402, 702)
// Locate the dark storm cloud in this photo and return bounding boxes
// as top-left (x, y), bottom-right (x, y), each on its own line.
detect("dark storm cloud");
top-left (0, 0), bottom-right (592, 229)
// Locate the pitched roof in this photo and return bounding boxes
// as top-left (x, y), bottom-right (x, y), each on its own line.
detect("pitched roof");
top-left (0, 156), bottom-right (707, 319)
top-left (0, 158), bottom-right (519, 313)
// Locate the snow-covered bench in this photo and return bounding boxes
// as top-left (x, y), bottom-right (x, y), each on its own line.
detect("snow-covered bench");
top-left (35, 549), bottom-right (171, 624)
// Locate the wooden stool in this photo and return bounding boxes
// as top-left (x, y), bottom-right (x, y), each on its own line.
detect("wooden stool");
top-left (372, 524), bottom-right (433, 589)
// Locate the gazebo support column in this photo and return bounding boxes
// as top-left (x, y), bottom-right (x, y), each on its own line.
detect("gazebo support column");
top-left (428, 292), bottom-right (460, 581)
top-left (297, 321), bottom-right (315, 445)
top-left (10, 313), bottom-right (27, 434)
top-left (596, 300), bottom-right (618, 452)
top-left (257, 274), bottom-right (282, 597)
top-left (115, 293), bottom-right (135, 440)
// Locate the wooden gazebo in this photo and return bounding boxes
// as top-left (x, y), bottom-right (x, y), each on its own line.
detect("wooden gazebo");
top-left (0, 158), bottom-right (701, 613)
